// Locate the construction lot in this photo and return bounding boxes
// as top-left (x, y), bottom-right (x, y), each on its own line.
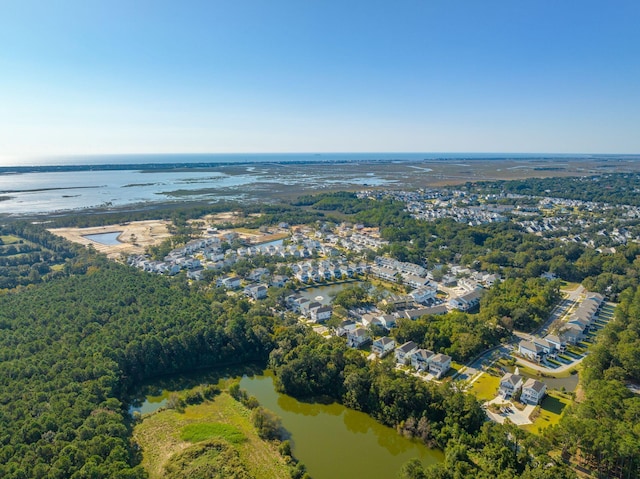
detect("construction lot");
top-left (49, 220), bottom-right (172, 259)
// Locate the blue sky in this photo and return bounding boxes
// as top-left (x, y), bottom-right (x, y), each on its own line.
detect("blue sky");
top-left (1, 0), bottom-right (639, 161)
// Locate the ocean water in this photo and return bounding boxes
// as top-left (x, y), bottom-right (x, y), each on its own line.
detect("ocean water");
top-left (0, 153), bottom-right (415, 214)
top-left (0, 169), bottom-right (260, 214)
top-left (0, 152), bottom-right (553, 168)
top-left (0, 152), bottom-right (601, 215)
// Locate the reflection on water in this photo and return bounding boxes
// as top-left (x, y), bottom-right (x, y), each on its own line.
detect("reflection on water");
top-left (240, 372), bottom-right (443, 478)
top-left (83, 231), bottom-right (123, 246)
top-left (130, 367), bottom-right (442, 479)
top-left (0, 163), bottom-right (394, 215)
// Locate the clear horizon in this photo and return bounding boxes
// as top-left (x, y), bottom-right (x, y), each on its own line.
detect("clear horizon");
top-left (2, 1), bottom-right (639, 160)
top-left (3, 151), bottom-right (639, 168)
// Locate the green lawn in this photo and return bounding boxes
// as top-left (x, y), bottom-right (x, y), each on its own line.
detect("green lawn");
top-left (181, 423), bottom-right (246, 444)
top-left (522, 391), bottom-right (572, 435)
top-left (466, 373), bottom-right (500, 401)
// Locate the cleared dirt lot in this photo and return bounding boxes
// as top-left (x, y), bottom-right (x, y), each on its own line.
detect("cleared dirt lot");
top-left (49, 220), bottom-right (171, 259)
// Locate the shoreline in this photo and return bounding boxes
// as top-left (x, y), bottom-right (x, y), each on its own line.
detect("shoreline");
top-left (2, 154), bottom-right (639, 174)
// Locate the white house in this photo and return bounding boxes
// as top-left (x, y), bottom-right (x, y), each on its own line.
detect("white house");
top-left (448, 289), bottom-right (482, 311)
top-left (218, 276), bottom-right (242, 289)
top-left (498, 373), bottom-right (523, 399)
top-left (347, 327), bottom-right (370, 348)
top-left (372, 337), bottom-right (396, 358)
top-left (395, 341), bottom-right (419, 365)
top-left (518, 340), bottom-right (544, 361)
top-left (187, 269), bottom-right (204, 281)
top-left (361, 313), bottom-right (384, 329)
top-left (521, 378), bottom-right (547, 405)
top-left (409, 285), bottom-right (438, 304)
top-left (403, 274), bottom-right (431, 289)
top-left (244, 284), bottom-right (268, 300)
top-left (544, 334), bottom-right (565, 352)
top-left (411, 349), bottom-right (435, 371)
top-left (270, 275), bottom-right (289, 288)
top-left (309, 305), bottom-right (332, 323)
top-left (336, 319), bottom-right (357, 337)
top-left (561, 324), bottom-right (584, 344)
top-left (247, 267), bottom-right (270, 282)
top-left (428, 353), bottom-right (452, 378)
top-left (378, 314), bottom-right (397, 329)
top-left (532, 337), bottom-right (555, 355)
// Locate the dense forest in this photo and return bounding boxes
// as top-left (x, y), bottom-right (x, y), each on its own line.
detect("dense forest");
top-left (0, 256), bottom-right (281, 478)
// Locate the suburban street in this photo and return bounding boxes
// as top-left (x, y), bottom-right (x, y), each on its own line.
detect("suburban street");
top-left (455, 285), bottom-right (586, 384)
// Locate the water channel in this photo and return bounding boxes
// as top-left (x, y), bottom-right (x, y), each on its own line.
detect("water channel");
top-left (131, 368), bottom-right (443, 478)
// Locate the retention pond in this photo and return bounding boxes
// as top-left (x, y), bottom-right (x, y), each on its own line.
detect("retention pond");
top-left (131, 369), bottom-right (443, 478)
top-left (83, 231), bottom-right (123, 245)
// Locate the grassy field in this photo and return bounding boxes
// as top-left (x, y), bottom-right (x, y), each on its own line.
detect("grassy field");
top-left (522, 391), bottom-right (572, 435)
top-left (133, 392), bottom-right (291, 479)
top-left (466, 373), bottom-right (501, 401)
top-left (0, 235), bottom-right (21, 244)
top-left (559, 281), bottom-right (582, 292)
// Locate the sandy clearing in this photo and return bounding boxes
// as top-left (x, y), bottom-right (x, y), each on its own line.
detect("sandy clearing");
top-left (49, 220), bottom-right (171, 259)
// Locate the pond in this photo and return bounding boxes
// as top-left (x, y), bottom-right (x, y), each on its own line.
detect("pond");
top-left (256, 238), bottom-right (284, 248)
top-left (240, 372), bottom-right (443, 478)
top-left (503, 364), bottom-right (579, 392)
top-left (83, 231), bottom-right (123, 245)
top-left (298, 281), bottom-right (360, 306)
top-left (538, 372), bottom-right (579, 392)
top-left (130, 368), bottom-right (443, 478)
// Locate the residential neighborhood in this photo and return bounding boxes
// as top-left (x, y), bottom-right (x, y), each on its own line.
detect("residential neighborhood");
top-left (122, 200), bottom-right (621, 439)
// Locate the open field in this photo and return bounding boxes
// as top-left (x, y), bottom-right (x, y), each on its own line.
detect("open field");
top-left (133, 392), bottom-right (290, 479)
top-left (49, 220), bottom-right (171, 259)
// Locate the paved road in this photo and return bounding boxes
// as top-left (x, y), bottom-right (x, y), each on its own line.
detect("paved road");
top-left (515, 353), bottom-right (586, 373)
top-left (455, 286), bottom-right (586, 382)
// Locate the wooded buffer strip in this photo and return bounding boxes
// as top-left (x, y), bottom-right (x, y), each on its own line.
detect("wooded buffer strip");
top-left (551, 286), bottom-right (640, 478)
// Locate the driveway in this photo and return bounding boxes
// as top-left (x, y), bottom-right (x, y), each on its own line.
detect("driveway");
top-left (484, 396), bottom-right (535, 425)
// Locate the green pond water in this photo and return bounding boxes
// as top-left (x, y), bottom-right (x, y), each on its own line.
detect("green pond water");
top-left (298, 281), bottom-right (361, 306)
top-left (132, 368), bottom-right (443, 478)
